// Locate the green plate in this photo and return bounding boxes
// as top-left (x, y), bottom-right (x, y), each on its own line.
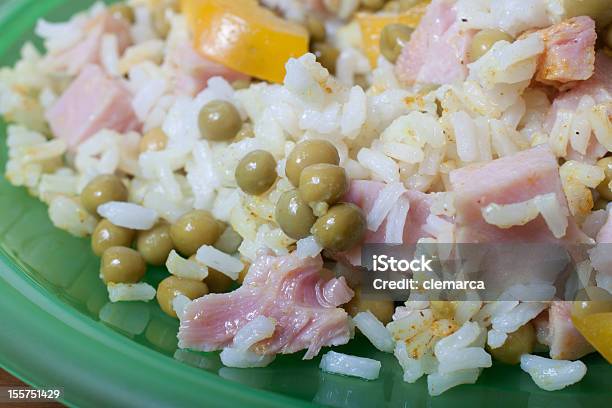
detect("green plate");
top-left (0, 1), bottom-right (610, 407)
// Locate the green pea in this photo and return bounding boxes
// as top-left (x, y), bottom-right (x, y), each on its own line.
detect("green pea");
top-left (379, 24), bottom-right (413, 63)
top-left (298, 163), bottom-right (348, 205)
top-left (198, 100), bottom-right (242, 141)
top-left (275, 190), bottom-right (317, 240)
top-left (235, 150), bottom-right (277, 195)
top-left (312, 203), bottom-right (366, 251)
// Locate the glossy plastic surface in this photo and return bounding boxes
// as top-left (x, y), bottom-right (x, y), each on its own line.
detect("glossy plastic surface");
top-left (0, 1), bottom-right (610, 407)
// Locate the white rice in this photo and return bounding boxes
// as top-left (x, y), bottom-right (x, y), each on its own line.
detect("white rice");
top-left (48, 195), bottom-right (97, 237)
top-left (486, 329), bottom-right (508, 349)
top-left (366, 182), bottom-right (407, 231)
top-left (353, 311), bottom-right (395, 353)
top-left (219, 348), bottom-right (276, 368)
top-left (520, 354), bottom-right (587, 391)
top-left (482, 193), bottom-right (568, 238)
top-left (490, 302), bottom-right (548, 334)
top-left (296, 236), bottom-right (323, 259)
top-left (107, 282), bottom-right (156, 302)
top-left (232, 316), bottom-right (276, 351)
top-left (434, 322), bottom-right (491, 375)
top-left (172, 294), bottom-right (192, 320)
top-left (427, 368), bottom-right (481, 397)
top-left (319, 351), bottom-right (381, 381)
top-left (97, 201), bottom-right (159, 230)
top-left (195, 245), bottom-right (243, 280)
top-left (384, 195), bottom-right (410, 244)
top-left (165, 250), bottom-right (209, 281)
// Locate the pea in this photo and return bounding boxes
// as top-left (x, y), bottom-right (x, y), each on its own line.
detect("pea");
top-left (383, 0), bottom-right (400, 12)
top-left (311, 42), bottom-right (340, 75)
top-left (361, 0), bottom-right (386, 10)
top-left (488, 323), bottom-right (536, 365)
top-left (593, 198), bottom-right (608, 211)
top-left (285, 139), bottom-right (340, 186)
top-left (312, 203), bottom-right (366, 252)
top-left (137, 223), bottom-right (174, 266)
top-left (205, 268), bottom-right (234, 293)
top-left (305, 15), bottom-right (326, 42)
top-left (572, 286), bottom-right (612, 319)
top-left (380, 24), bottom-right (413, 63)
top-left (189, 254), bottom-right (235, 293)
top-left (275, 190), bottom-right (317, 240)
top-left (139, 127), bottom-right (168, 153)
top-left (237, 261), bottom-right (250, 284)
top-left (563, 0), bottom-right (612, 27)
top-left (344, 287), bottom-right (394, 324)
top-left (235, 150), bottom-right (277, 195)
top-left (81, 174), bottom-right (128, 215)
top-left (100, 246), bottom-right (146, 284)
top-left (157, 276), bottom-right (209, 318)
top-left (109, 3), bottom-right (134, 23)
top-left (399, 0), bottom-right (420, 11)
top-left (467, 29), bottom-right (513, 62)
top-left (299, 163), bottom-right (348, 205)
top-left (605, 24), bottom-right (612, 49)
top-left (596, 157), bottom-right (612, 201)
top-left (91, 219), bottom-right (135, 256)
top-left (170, 210), bottom-right (221, 256)
top-left (198, 100), bottom-right (242, 141)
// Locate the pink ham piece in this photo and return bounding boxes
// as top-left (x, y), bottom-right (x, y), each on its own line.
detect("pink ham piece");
top-left (46, 64), bottom-right (140, 150)
top-left (449, 145), bottom-right (583, 243)
top-left (395, 0), bottom-right (473, 85)
top-left (533, 301), bottom-right (594, 360)
top-left (169, 43), bottom-right (249, 96)
top-left (535, 16), bottom-right (597, 87)
top-left (546, 52), bottom-right (612, 163)
top-left (178, 252), bottom-right (353, 359)
top-left (588, 210), bottom-right (612, 276)
top-left (340, 180), bottom-right (436, 265)
top-left (47, 12), bottom-right (132, 76)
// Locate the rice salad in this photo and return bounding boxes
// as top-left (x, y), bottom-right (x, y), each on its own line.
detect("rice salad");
top-left (1, 0), bottom-right (612, 397)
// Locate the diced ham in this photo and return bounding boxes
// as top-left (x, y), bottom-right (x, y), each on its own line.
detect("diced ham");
top-left (596, 212), bottom-right (612, 244)
top-left (449, 145), bottom-right (583, 243)
top-left (178, 252), bottom-right (353, 359)
top-left (340, 180), bottom-right (436, 265)
top-left (46, 65), bottom-right (140, 150)
top-left (588, 210), bottom-right (612, 276)
top-left (535, 16), bottom-right (597, 87)
top-left (168, 43), bottom-right (249, 96)
top-left (533, 302), bottom-right (594, 360)
top-left (395, 0), bottom-right (474, 86)
top-left (47, 12), bottom-right (132, 76)
top-left (545, 52), bottom-right (612, 163)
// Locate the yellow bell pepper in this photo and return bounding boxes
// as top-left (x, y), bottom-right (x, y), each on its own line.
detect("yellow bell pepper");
top-left (357, 3), bottom-right (429, 68)
top-left (182, 0), bottom-right (309, 83)
top-left (572, 312), bottom-right (612, 363)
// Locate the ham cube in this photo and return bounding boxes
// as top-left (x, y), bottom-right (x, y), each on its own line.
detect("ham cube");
top-left (395, 0), bottom-right (473, 85)
top-left (535, 16), bottom-right (597, 87)
top-left (339, 180), bottom-right (437, 265)
top-left (48, 12), bottom-right (132, 76)
top-left (534, 302), bottom-right (594, 360)
top-left (449, 145), bottom-right (582, 243)
top-left (178, 252), bottom-right (353, 359)
top-left (46, 65), bottom-right (140, 150)
top-left (545, 52), bottom-right (612, 162)
top-left (169, 43), bottom-right (250, 96)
